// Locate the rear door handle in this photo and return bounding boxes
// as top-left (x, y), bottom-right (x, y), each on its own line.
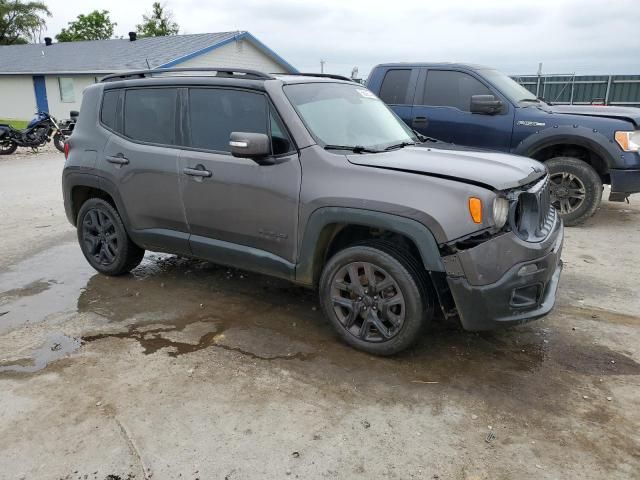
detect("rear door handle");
top-left (412, 116), bottom-right (428, 125)
top-left (183, 167), bottom-right (212, 178)
top-left (106, 154), bottom-right (129, 165)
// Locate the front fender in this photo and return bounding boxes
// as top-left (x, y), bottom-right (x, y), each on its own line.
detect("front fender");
top-left (295, 207), bottom-right (444, 286)
top-left (512, 125), bottom-right (620, 170)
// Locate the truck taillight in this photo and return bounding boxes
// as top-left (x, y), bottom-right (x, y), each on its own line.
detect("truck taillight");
top-left (63, 141), bottom-right (70, 159)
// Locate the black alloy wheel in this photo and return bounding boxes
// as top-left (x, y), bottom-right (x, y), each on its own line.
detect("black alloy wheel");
top-left (319, 240), bottom-right (431, 355)
top-left (77, 198), bottom-right (145, 275)
top-left (82, 208), bottom-right (119, 266)
top-left (330, 261), bottom-right (406, 342)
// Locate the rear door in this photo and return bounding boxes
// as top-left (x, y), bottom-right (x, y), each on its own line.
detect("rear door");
top-left (375, 68), bottom-right (419, 127)
top-left (411, 69), bottom-right (514, 151)
top-left (178, 87), bottom-right (301, 267)
top-left (100, 87), bottom-right (190, 253)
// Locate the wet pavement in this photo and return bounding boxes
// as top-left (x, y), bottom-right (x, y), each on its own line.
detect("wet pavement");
top-left (0, 153), bottom-right (639, 480)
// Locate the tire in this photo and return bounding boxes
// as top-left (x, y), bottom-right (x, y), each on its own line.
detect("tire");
top-left (546, 157), bottom-right (602, 226)
top-left (0, 141), bottom-right (18, 155)
top-left (77, 198), bottom-right (145, 276)
top-left (319, 239), bottom-right (432, 355)
top-left (53, 133), bottom-right (65, 153)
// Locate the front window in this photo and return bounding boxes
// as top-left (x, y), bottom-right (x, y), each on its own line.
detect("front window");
top-left (479, 69), bottom-right (542, 105)
top-left (284, 83), bottom-right (415, 150)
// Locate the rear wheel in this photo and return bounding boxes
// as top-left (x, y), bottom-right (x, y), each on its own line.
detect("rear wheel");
top-left (0, 141), bottom-right (17, 155)
top-left (319, 240), bottom-right (432, 355)
top-left (77, 198), bottom-right (145, 275)
top-left (546, 157), bottom-right (602, 226)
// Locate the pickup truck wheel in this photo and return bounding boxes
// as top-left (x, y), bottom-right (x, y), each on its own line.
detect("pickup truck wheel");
top-left (319, 241), bottom-right (432, 355)
top-left (546, 157), bottom-right (602, 226)
top-left (77, 198), bottom-right (145, 276)
top-left (0, 141), bottom-right (17, 155)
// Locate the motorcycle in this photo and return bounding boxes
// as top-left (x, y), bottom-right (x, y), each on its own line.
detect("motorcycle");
top-left (0, 111), bottom-right (67, 155)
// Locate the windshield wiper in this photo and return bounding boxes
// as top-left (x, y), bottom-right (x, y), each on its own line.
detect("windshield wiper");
top-left (519, 98), bottom-right (541, 103)
top-left (384, 141), bottom-right (416, 151)
top-left (323, 144), bottom-right (382, 153)
top-left (412, 130), bottom-right (440, 143)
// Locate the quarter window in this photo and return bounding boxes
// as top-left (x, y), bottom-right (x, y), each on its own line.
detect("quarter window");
top-left (378, 69), bottom-right (412, 104)
top-left (123, 88), bottom-right (177, 145)
top-left (423, 70), bottom-right (492, 111)
top-left (100, 90), bottom-right (119, 131)
top-left (188, 88), bottom-right (268, 152)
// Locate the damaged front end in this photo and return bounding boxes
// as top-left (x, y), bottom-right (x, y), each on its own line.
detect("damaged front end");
top-left (441, 175), bottom-right (564, 330)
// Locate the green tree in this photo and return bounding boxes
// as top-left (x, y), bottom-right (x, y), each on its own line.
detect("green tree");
top-left (136, 2), bottom-right (178, 37)
top-left (0, 0), bottom-right (51, 45)
top-left (56, 10), bottom-right (116, 42)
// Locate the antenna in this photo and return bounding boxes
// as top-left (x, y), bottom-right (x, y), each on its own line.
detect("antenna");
top-left (145, 58), bottom-right (151, 69)
top-left (320, 59), bottom-right (325, 74)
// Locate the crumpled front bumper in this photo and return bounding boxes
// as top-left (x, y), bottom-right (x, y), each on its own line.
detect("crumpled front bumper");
top-left (443, 220), bottom-right (563, 331)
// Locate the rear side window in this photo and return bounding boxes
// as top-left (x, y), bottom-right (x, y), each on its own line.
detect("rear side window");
top-left (100, 90), bottom-right (119, 131)
top-left (124, 88), bottom-right (177, 145)
top-left (378, 69), bottom-right (412, 104)
top-left (188, 88), bottom-right (268, 152)
top-left (423, 70), bottom-right (491, 111)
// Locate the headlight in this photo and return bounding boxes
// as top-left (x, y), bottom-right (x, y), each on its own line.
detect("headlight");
top-left (492, 197), bottom-right (509, 229)
top-left (615, 131), bottom-right (640, 152)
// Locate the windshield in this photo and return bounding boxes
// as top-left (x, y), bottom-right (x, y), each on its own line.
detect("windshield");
top-left (479, 69), bottom-right (542, 104)
top-left (283, 83), bottom-right (416, 150)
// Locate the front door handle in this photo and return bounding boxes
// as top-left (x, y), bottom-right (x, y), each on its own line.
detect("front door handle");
top-left (183, 166), bottom-right (212, 178)
top-left (106, 154), bottom-right (129, 165)
top-left (412, 116), bottom-right (428, 125)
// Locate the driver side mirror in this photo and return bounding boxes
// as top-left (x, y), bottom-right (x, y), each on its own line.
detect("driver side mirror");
top-left (229, 132), bottom-right (271, 160)
top-left (470, 95), bottom-right (503, 115)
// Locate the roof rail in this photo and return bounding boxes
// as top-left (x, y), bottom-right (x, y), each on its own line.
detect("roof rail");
top-left (283, 73), bottom-right (354, 82)
top-left (100, 67), bottom-right (274, 82)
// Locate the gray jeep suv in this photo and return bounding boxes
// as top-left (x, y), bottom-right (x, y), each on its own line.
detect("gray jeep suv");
top-left (62, 68), bottom-right (563, 355)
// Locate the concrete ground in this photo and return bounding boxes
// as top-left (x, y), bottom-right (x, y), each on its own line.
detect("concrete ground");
top-left (0, 150), bottom-right (638, 480)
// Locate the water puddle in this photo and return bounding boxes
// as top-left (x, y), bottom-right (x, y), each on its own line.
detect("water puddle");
top-left (0, 241), bottom-right (638, 385)
top-left (0, 332), bottom-right (81, 373)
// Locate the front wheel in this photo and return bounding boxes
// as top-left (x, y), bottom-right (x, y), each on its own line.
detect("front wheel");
top-left (53, 133), bottom-right (65, 153)
top-left (0, 141), bottom-right (18, 155)
top-left (546, 157), bottom-right (603, 226)
top-left (319, 240), bottom-right (432, 355)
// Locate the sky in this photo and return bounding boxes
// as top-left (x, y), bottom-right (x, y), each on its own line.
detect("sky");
top-left (40, 0), bottom-right (640, 78)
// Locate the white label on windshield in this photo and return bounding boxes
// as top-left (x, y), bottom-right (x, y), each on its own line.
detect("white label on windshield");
top-left (356, 88), bottom-right (377, 99)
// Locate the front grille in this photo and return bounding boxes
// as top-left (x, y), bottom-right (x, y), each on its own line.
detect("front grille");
top-left (510, 175), bottom-right (556, 242)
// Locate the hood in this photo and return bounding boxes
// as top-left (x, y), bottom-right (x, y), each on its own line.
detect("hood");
top-left (549, 104), bottom-right (640, 127)
top-left (346, 145), bottom-right (546, 191)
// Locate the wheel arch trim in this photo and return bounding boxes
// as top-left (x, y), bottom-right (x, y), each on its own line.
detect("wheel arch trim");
top-left (295, 207), bottom-right (445, 286)
top-left (513, 126), bottom-right (619, 171)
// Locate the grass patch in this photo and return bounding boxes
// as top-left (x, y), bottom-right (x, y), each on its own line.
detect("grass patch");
top-left (0, 118), bottom-right (28, 130)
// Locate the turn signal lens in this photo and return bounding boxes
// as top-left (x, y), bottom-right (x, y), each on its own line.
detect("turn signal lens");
top-left (468, 197), bottom-right (483, 224)
top-left (615, 131), bottom-right (640, 152)
top-left (63, 141), bottom-right (70, 160)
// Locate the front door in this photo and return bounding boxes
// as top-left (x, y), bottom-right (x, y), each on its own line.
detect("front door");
top-left (100, 87), bottom-right (190, 254)
top-left (178, 87), bottom-right (301, 273)
top-left (32, 75), bottom-right (49, 113)
top-left (411, 69), bottom-right (514, 151)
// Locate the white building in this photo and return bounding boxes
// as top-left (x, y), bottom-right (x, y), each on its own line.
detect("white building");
top-left (0, 31), bottom-right (297, 121)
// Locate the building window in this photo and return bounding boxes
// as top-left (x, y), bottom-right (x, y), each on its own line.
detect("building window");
top-left (58, 77), bottom-right (75, 103)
